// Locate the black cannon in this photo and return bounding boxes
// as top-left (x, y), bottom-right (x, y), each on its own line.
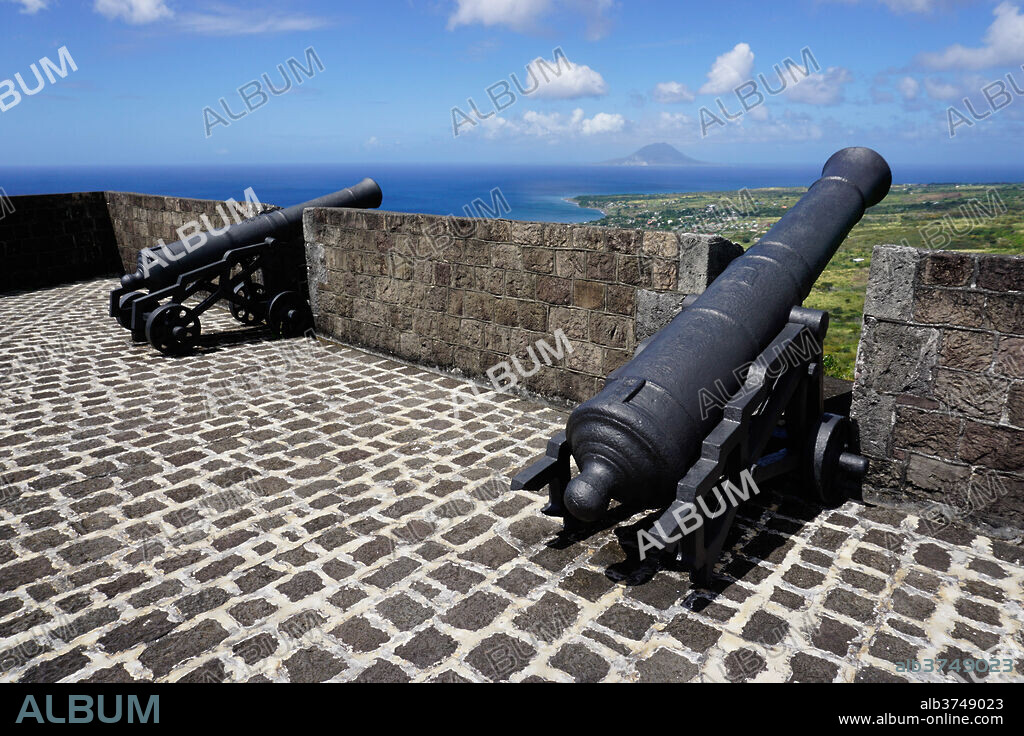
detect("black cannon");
top-left (512, 147), bottom-right (891, 585)
top-left (109, 178), bottom-right (382, 355)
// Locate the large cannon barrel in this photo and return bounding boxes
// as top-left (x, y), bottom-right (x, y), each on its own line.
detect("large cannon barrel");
top-left (563, 147), bottom-right (892, 522)
top-left (121, 177), bottom-right (382, 291)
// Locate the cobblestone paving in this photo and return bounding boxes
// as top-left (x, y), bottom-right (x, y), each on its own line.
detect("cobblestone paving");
top-left (1, 279), bottom-right (1023, 683)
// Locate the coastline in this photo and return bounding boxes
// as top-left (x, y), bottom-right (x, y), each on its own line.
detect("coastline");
top-left (564, 196), bottom-right (606, 221)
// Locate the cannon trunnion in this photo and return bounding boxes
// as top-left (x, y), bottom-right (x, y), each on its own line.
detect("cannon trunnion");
top-left (109, 178), bottom-right (382, 355)
top-left (512, 148), bottom-right (892, 586)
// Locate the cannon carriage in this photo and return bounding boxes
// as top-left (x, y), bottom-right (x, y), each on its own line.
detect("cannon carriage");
top-left (512, 148), bottom-right (891, 586)
top-left (109, 178), bottom-right (382, 355)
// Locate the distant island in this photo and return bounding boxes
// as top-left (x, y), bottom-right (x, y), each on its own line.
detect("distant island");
top-left (602, 142), bottom-right (706, 166)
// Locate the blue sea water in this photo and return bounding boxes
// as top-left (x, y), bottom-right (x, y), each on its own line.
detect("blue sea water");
top-left (2, 162), bottom-right (1023, 224)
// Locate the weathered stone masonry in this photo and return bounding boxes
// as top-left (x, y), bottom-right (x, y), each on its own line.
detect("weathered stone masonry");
top-left (302, 208), bottom-right (742, 404)
top-left (852, 246), bottom-right (1024, 537)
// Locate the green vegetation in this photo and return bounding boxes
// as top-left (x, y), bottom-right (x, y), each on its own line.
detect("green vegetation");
top-left (574, 183), bottom-right (1024, 380)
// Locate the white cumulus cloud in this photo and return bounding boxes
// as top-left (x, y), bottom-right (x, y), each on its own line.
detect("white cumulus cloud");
top-left (447, 0), bottom-right (551, 32)
top-left (699, 43), bottom-right (754, 95)
top-left (784, 66), bottom-right (853, 105)
top-left (652, 81), bottom-right (695, 103)
top-left (477, 107), bottom-right (625, 138)
top-left (918, 1), bottom-right (1024, 70)
top-left (446, 0), bottom-right (614, 37)
top-left (528, 58), bottom-right (608, 99)
top-left (93, 0), bottom-right (172, 24)
top-left (580, 111), bottom-right (625, 134)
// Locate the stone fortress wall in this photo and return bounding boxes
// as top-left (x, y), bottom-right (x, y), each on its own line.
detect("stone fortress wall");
top-left (302, 208), bottom-right (741, 405)
top-left (852, 246), bottom-right (1024, 538)
top-left (2, 192), bottom-right (1021, 537)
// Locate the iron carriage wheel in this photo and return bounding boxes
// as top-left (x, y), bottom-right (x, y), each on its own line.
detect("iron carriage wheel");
top-left (145, 303), bottom-right (202, 356)
top-left (267, 291), bottom-right (313, 338)
top-left (229, 281), bottom-right (266, 326)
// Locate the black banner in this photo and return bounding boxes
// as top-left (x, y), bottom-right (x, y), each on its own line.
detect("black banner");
top-left (0, 683), bottom-right (1019, 729)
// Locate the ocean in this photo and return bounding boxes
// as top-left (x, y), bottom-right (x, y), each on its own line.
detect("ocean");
top-left (2, 162), bottom-right (1023, 224)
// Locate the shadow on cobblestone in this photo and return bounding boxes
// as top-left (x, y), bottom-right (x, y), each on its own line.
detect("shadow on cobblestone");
top-left (155, 324), bottom-right (277, 357)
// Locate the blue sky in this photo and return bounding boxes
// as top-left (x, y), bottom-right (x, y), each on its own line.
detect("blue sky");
top-left (0, 0), bottom-right (1022, 166)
